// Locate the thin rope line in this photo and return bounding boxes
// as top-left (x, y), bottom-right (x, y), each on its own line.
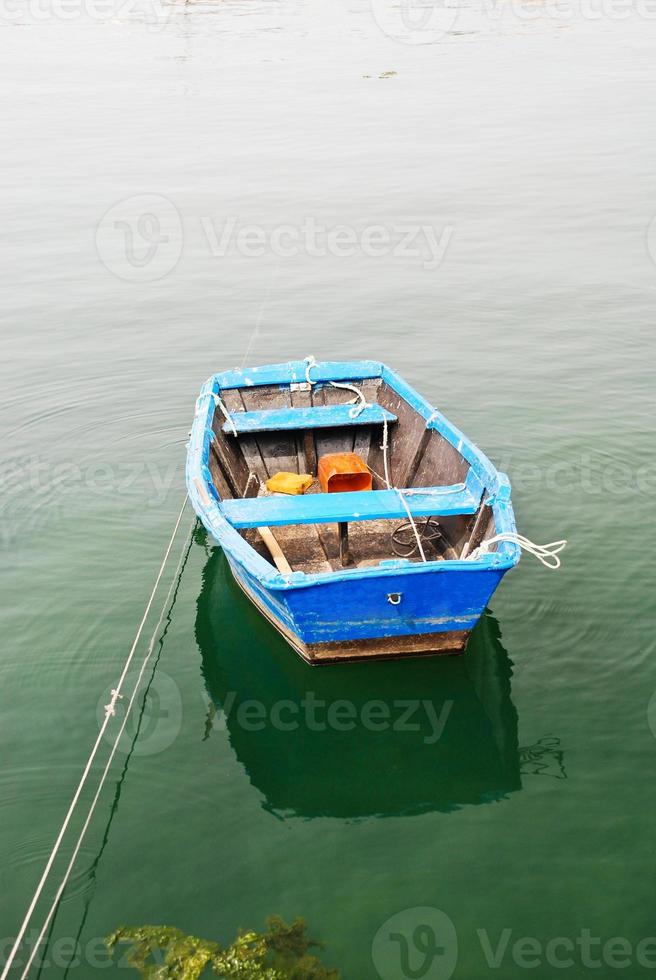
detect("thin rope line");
top-left (378, 411), bottom-right (427, 562)
top-left (57, 527), bottom-right (195, 980)
top-left (212, 393), bottom-right (238, 437)
top-left (19, 512), bottom-right (195, 980)
top-left (2, 495), bottom-right (190, 980)
top-left (13, 279), bottom-right (280, 976)
top-left (303, 359), bottom-right (429, 563)
top-left (396, 487), bottom-right (427, 562)
top-left (240, 259), bottom-right (281, 369)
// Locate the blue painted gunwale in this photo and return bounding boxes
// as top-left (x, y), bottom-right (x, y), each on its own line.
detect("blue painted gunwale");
top-left (186, 360), bottom-right (521, 601)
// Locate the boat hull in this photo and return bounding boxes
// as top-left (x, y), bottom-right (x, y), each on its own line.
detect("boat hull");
top-left (227, 554), bottom-right (507, 665)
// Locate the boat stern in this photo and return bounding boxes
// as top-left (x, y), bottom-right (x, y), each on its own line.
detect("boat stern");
top-left (229, 556), bottom-right (511, 664)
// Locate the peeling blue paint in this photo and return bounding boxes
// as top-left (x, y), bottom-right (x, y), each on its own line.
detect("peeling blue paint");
top-left (186, 360), bottom-right (521, 652)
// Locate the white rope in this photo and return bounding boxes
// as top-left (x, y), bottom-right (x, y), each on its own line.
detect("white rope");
top-left (195, 391), bottom-right (237, 437)
top-left (240, 258), bottom-right (281, 369)
top-left (2, 496), bottom-right (191, 980)
top-left (302, 360), bottom-right (567, 571)
top-left (17, 511), bottom-right (195, 980)
top-left (328, 381), bottom-right (369, 418)
top-left (380, 411), bottom-right (392, 491)
top-left (212, 392), bottom-right (237, 437)
top-left (207, 266), bottom-right (281, 439)
top-left (304, 354), bottom-right (319, 384)
top-left (303, 359), bottom-right (430, 565)
top-left (395, 487), bottom-right (427, 562)
top-left (379, 411), bottom-right (428, 562)
top-left (467, 532), bottom-right (567, 569)
top-left (402, 484), bottom-right (467, 497)
top-left (303, 356), bottom-right (370, 418)
top-left (423, 406), bottom-right (567, 569)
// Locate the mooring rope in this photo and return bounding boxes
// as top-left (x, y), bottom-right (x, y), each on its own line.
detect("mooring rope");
top-left (303, 356), bottom-right (429, 562)
top-left (241, 258), bottom-right (281, 369)
top-left (2, 496), bottom-right (191, 980)
top-left (59, 525), bottom-right (196, 980)
top-left (302, 357), bottom-right (566, 569)
top-left (378, 412), bottom-right (428, 562)
top-left (466, 532), bottom-right (567, 569)
top-left (22, 511), bottom-right (195, 980)
top-left (304, 355), bottom-right (369, 418)
top-left (10, 274), bottom-right (284, 979)
top-left (211, 392), bottom-right (238, 437)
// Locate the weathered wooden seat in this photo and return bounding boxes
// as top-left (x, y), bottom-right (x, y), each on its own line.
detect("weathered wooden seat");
top-left (220, 484), bottom-right (479, 529)
top-left (222, 404), bottom-right (397, 435)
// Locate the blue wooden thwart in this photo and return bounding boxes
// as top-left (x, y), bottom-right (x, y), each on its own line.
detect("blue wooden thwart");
top-left (223, 403), bottom-right (396, 434)
top-left (221, 486), bottom-right (478, 528)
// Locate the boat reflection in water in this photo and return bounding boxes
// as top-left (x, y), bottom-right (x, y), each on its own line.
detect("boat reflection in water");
top-left (196, 541), bottom-right (523, 819)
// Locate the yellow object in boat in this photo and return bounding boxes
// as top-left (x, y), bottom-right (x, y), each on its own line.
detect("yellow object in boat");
top-left (266, 472), bottom-right (313, 495)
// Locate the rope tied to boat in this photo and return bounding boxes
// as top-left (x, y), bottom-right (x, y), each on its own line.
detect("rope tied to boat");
top-left (303, 358), bottom-right (431, 563)
top-left (402, 484), bottom-right (467, 496)
top-left (303, 354), bottom-right (316, 383)
top-left (304, 355), bottom-right (371, 418)
top-left (195, 390), bottom-right (238, 436)
top-left (302, 358), bottom-right (567, 569)
top-left (466, 533), bottom-right (567, 569)
top-left (211, 391), bottom-right (238, 436)
top-left (379, 411), bottom-right (429, 562)
top-left (2, 497), bottom-right (193, 980)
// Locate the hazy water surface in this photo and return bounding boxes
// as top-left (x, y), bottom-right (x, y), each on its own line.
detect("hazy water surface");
top-left (1, 0), bottom-right (656, 976)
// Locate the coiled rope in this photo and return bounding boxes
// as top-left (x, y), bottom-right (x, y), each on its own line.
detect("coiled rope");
top-left (467, 532), bottom-right (567, 569)
top-left (2, 496), bottom-right (192, 980)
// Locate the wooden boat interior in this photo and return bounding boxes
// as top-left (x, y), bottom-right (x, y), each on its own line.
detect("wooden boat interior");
top-left (207, 376), bottom-right (499, 575)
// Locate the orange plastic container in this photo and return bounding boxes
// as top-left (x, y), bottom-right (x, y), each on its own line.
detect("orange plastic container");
top-left (318, 452), bottom-right (372, 494)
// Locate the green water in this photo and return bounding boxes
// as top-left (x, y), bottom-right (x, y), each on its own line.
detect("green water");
top-left (2, 0), bottom-right (656, 976)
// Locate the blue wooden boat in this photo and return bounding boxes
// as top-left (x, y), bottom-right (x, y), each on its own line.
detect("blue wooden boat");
top-left (186, 359), bottom-right (521, 664)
